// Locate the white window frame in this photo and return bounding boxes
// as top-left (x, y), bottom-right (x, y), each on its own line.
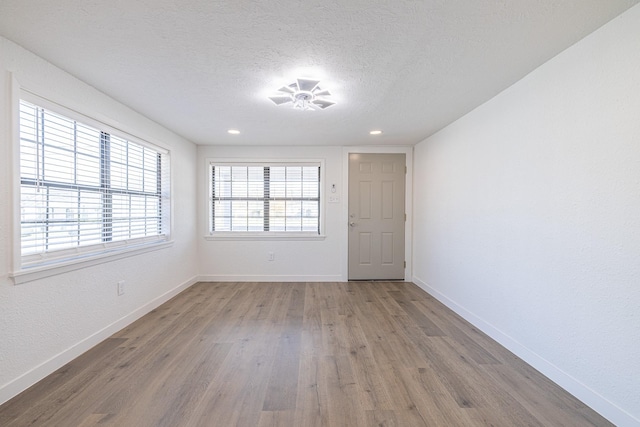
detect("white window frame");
top-left (10, 88), bottom-right (173, 284)
top-left (204, 158), bottom-right (326, 241)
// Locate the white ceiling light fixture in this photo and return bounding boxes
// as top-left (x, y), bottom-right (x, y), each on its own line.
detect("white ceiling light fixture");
top-left (227, 129), bottom-right (240, 134)
top-left (268, 78), bottom-right (336, 111)
top-left (369, 130), bottom-right (383, 135)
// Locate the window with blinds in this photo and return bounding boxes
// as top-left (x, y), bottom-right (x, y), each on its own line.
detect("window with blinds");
top-left (19, 99), bottom-right (170, 264)
top-left (209, 163), bottom-right (320, 233)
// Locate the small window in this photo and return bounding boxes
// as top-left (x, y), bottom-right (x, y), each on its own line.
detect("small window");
top-left (18, 99), bottom-right (170, 267)
top-left (209, 162), bottom-right (321, 234)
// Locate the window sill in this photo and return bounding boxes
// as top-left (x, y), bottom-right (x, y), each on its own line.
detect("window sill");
top-left (10, 239), bottom-right (174, 285)
top-left (204, 233), bottom-right (326, 241)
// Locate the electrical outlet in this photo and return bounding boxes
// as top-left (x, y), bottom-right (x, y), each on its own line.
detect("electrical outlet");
top-left (117, 280), bottom-right (125, 296)
top-left (268, 252), bottom-right (275, 261)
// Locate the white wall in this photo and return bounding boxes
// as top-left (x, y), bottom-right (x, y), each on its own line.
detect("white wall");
top-left (413, 5), bottom-right (640, 426)
top-left (197, 145), bottom-right (345, 282)
top-left (0, 37), bottom-right (199, 404)
top-left (197, 145), bottom-right (413, 282)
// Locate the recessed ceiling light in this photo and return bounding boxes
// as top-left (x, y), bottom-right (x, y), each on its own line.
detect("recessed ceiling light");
top-left (369, 130), bottom-right (383, 135)
top-left (227, 129), bottom-right (240, 135)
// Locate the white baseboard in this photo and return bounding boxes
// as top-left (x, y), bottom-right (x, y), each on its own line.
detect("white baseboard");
top-left (411, 276), bottom-right (639, 427)
top-left (197, 274), bottom-right (343, 282)
top-left (0, 275), bottom-right (198, 406)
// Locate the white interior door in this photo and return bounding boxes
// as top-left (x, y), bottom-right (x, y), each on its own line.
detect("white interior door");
top-left (348, 153), bottom-right (405, 280)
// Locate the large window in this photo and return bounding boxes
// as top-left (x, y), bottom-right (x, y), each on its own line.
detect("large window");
top-left (209, 162), bottom-right (320, 234)
top-left (19, 99), bottom-right (170, 266)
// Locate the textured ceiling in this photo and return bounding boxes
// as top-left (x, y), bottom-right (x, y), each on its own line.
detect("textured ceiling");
top-left (0, 0), bottom-right (638, 146)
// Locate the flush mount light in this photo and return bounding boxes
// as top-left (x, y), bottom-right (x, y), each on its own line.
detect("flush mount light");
top-left (369, 130), bottom-right (383, 135)
top-left (227, 129), bottom-right (240, 135)
top-left (268, 78), bottom-right (336, 111)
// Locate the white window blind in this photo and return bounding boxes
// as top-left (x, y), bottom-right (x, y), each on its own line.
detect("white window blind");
top-left (209, 163), bottom-right (320, 233)
top-left (19, 99), bottom-right (170, 265)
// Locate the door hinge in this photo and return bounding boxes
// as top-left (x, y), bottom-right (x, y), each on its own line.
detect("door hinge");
top-left (405, 213), bottom-right (407, 221)
top-left (405, 166), bottom-right (407, 174)
top-left (404, 261), bottom-right (406, 268)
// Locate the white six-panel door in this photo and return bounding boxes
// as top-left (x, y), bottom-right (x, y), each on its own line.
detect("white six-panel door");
top-left (348, 153), bottom-right (406, 280)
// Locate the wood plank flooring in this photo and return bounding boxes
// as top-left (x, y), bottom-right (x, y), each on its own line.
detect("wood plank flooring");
top-left (0, 282), bottom-right (613, 426)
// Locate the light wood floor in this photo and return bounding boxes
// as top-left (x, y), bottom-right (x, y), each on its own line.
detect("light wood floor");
top-left (0, 281), bottom-right (612, 426)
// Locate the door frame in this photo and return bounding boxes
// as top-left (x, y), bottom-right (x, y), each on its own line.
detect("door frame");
top-left (341, 146), bottom-right (413, 282)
